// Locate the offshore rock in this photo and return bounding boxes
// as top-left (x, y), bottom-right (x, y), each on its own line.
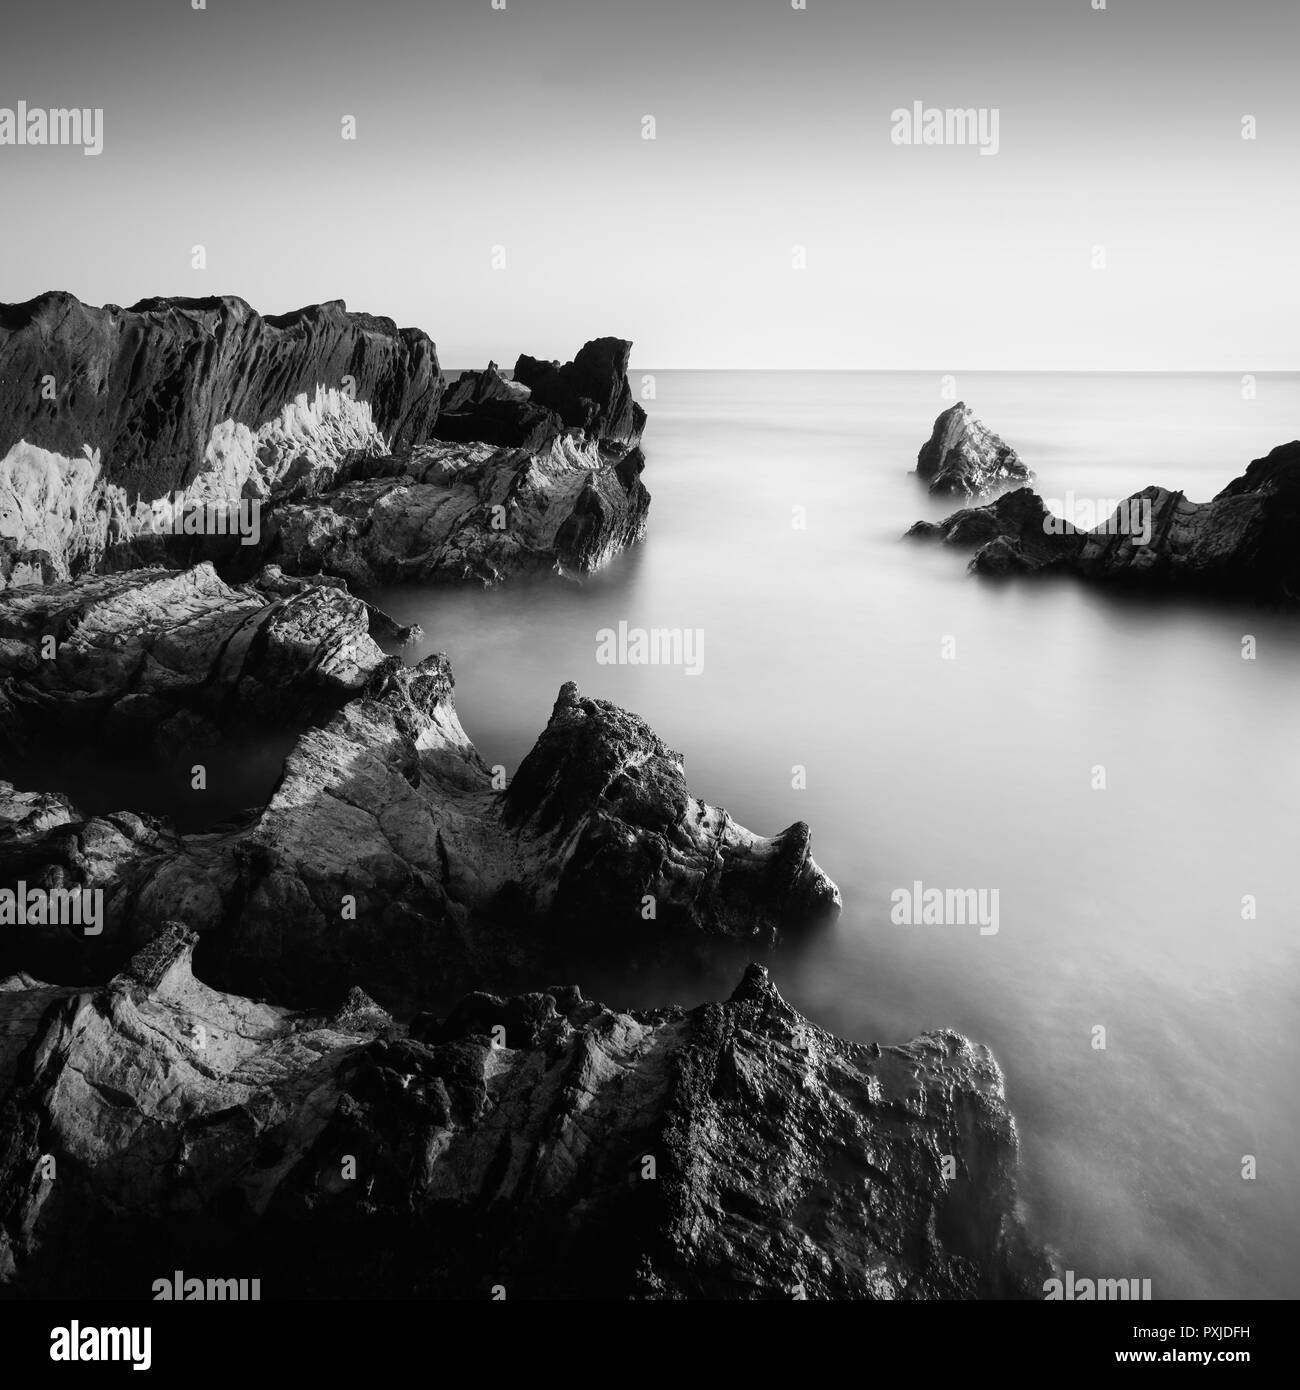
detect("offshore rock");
top-left (0, 938), bottom-right (1044, 1300)
top-left (915, 402), bottom-right (1031, 499)
top-left (907, 441), bottom-right (1300, 602)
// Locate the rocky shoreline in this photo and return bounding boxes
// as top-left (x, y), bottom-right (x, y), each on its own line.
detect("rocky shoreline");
top-left (0, 294), bottom-right (1044, 1299)
top-left (0, 925), bottom-right (1045, 1299)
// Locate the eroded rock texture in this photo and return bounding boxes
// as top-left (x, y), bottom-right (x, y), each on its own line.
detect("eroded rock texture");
top-left (915, 403), bottom-right (1031, 499)
top-left (0, 293), bottom-right (443, 502)
top-left (0, 928), bottom-right (1043, 1299)
top-left (0, 666), bottom-right (839, 1008)
top-left (513, 338), bottom-right (647, 448)
top-left (907, 441), bottom-right (1300, 602)
top-left (268, 435), bottom-right (650, 585)
top-left (0, 562), bottom-right (387, 759)
top-left (433, 361), bottom-right (563, 450)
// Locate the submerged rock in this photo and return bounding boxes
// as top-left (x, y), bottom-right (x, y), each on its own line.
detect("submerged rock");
top-left (915, 403), bottom-right (1031, 499)
top-left (0, 664), bottom-right (839, 1008)
top-left (0, 928), bottom-right (1044, 1299)
top-left (907, 440), bottom-right (1300, 602)
top-left (268, 434), bottom-right (650, 585)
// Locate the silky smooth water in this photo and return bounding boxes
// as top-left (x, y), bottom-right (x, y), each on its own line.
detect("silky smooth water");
top-left (366, 371), bottom-right (1300, 1301)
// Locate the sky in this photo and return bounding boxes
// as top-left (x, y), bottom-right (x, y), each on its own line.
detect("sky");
top-left (0, 0), bottom-right (1296, 370)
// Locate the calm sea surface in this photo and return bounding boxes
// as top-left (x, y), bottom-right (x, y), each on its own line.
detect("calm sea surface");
top-left (43, 371), bottom-right (1300, 1299)
top-left (370, 370), bottom-right (1300, 1300)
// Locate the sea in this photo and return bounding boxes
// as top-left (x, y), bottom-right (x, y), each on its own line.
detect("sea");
top-left (369, 370), bottom-right (1300, 1301)
top-left (42, 369), bottom-right (1300, 1300)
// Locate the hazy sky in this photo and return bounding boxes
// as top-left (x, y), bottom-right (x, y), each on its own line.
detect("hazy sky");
top-left (1, 0), bottom-right (1296, 369)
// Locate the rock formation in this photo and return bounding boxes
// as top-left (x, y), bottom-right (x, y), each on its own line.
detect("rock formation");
top-left (513, 338), bottom-right (647, 448)
top-left (268, 435), bottom-right (650, 585)
top-left (0, 293), bottom-right (442, 504)
top-left (915, 402), bottom-right (1031, 499)
top-left (433, 361), bottom-right (563, 451)
top-left (0, 562), bottom-right (387, 759)
top-left (0, 300), bottom-right (651, 590)
top-left (907, 440), bottom-right (1300, 602)
top-left (906, 485), bottom-right (1064, 557)
top-left (0, 926), bottom-right (1044, 1299)
top-left (0, 665), bottom-right (840, 1008)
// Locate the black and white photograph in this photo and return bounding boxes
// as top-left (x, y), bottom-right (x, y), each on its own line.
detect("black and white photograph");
top-left (0, 0), bottom-right (1294, 1366)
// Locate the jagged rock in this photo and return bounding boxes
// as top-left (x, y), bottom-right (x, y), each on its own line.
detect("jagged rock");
top-left (252, 564), bottom-right (422, 645)
top-left (915, 403), bottom-right (1031, 499)
top-left (0, 792), bottom-right (189, 984)
top-left (905, 486), bottom-right (1066, 563)
top-left (0, 784), bottom-right (78, 845)
top-left (267, 435), bottom-right (650, 586)
top-left (513, 338), bottom-right (647, 448)
top-left (0, 300), bottom-right (655, 594)
top-left (0, 294), bottom-right (445, 588)
top-left (0, 392), bottom-right (403, 589)
top-left (0, 293), bottom-right (443, 503)
top-left (433, 361), bottom-right (563, 450)
top-left (0, 562), bottom-right (388, 759)
top-left (0, 933), bottom-right (1044, 1299)
top-left (0, 663), bottom-right (839, 1009)
top-left (907, 441), bottom-right (1300, 602)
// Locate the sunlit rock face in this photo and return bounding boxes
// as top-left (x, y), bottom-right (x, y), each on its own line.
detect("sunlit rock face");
top-left (914, 402), bottom-right (1032, 500)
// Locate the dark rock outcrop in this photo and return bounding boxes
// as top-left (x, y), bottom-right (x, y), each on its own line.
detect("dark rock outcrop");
top-left (0, 562), bottom-right (387, 759)
top-left (0, 664), bottom-right (839, 1008)
top-left (906, 486), bottom-right (1066, 558)
top-left (0, 299), bottom-right (654, 592)
top-left (0, 292), bottom-right (443, 503)
top-left (0, 929), bottom-right (1044, 1299)
top-left (907, 441), bottom-right (1300, 602)
top-left (915, 403), bottom-right (1031, 499)
top-left (268, 435), bottom-right (650, 585)
top-left (513, 338), bottom-right (647, 448)
top-left (433, 361), bottom-right (563, 451)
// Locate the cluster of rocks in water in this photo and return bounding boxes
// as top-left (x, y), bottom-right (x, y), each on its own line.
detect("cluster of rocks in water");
top-left (909, 405), bottom-right (1300, 604)
top-left (0, 293), bottom-right (1048, 1299)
